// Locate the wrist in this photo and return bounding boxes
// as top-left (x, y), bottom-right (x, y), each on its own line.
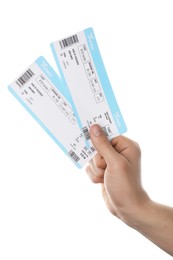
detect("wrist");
top-left (120, 199), bottom-right (173, 255)
top-left (118, 193), bottom-right (152, 229)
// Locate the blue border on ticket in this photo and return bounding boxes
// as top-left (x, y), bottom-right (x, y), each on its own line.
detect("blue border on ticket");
top-left (84, 28), bottom-right (127, 134)
top-left (8, 56), bottom-right (81, 169)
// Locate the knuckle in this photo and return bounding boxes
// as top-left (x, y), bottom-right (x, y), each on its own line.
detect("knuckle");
top-left (92, 174), bottom-right (102, 183)
top-left (95, 158), bottom-right (105, 169)
top-left (133, 141), bottom-right (141, 158)
top-left (92, 177), bottom-right (100, 184)
top-left (86, 166), bottom-right (102, 183)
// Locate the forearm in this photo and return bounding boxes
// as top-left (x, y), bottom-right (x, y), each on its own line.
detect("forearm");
top-left (124, 200), bottom-right (173, 256)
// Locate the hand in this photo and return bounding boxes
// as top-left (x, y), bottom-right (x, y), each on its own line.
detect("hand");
top-left (86, 124), bottom-right (173, 256)
top-left (86, 124), bottom-right (149, 223)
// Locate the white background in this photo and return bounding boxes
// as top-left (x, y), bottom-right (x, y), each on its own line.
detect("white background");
top-left (0, 0), bottom-right (173, 259)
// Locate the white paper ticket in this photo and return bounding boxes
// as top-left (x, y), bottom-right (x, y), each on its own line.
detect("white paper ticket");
top-left (51, 27), bottom-right (127, 147)
top-left (8, 56), bottom-right (96, 168)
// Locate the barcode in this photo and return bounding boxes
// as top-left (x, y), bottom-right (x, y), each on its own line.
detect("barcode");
top-left (68, 150), bottom-right (80, 163)
top-left (82, 126), bottom-right (90, 140)
top-left (102, 127), bottom-right (108, 136)
top-left (90, 146), bottom-right (95, 152)
top-left (102, 126), bottom-right (112, 136)
top-left (59, 34), bottom-right (79, 49)
top-left (16, 69), bottom-right (34, 87)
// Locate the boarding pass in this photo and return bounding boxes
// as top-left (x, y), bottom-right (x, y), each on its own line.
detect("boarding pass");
top-left (51, 27), bottom-right (127, 147)
top-left (8, 56), bottom-right (96, 168)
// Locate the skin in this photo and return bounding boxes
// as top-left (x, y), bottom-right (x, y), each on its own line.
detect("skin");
top-left (86, 124), bottom-right (173, 256)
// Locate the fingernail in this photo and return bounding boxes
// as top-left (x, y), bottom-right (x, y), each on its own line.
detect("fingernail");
top-left (91, 125), bottom-right (102, 137)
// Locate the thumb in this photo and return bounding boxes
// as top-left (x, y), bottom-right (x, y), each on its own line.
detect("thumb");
top-left (90, 124), bottom-right (118, 163)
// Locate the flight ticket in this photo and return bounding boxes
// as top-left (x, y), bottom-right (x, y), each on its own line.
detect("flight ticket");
top-left (51, 27), bottom-right (127, 147)
top-left (8, 56), bottom-right (96, 168)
